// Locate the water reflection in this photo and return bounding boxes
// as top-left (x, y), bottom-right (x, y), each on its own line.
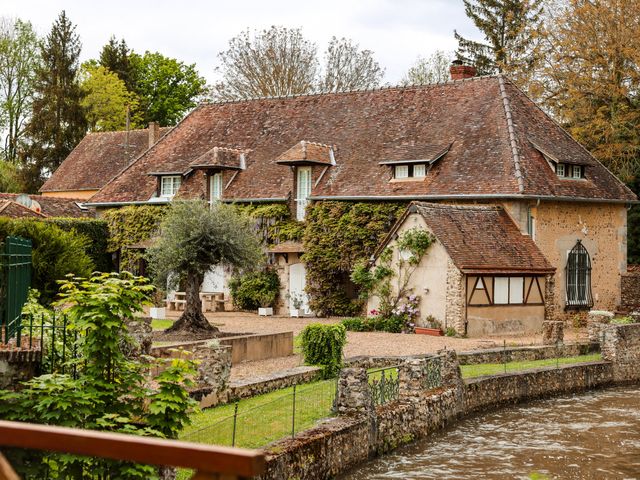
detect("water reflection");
top-left (341, 386), bottom-right (640, 480)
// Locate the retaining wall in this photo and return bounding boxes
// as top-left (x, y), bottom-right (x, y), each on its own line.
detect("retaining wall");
top-left (259, 324), bottom-right (640, 480)
top-left (0, 349), bottom-right (41, 389)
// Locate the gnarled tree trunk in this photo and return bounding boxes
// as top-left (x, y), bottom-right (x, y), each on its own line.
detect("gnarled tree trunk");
top-left (167, 271), bottom-right (217, 334)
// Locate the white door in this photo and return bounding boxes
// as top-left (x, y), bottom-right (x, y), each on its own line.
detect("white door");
top-left (202, 264), bottom-right (225, 292)
top-left (289, 263), bottom-right (311, 315)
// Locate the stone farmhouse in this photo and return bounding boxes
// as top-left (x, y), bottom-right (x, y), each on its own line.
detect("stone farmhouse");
top-left (44, 64), bottom-right (636, 335)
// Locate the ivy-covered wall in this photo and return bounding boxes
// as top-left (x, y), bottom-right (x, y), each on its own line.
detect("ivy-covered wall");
top-left (234, 203), bottom-right (304, 245)
top-left (302, 201), bottom-right (406, 316)
top-left (46, 218), bottom-right (112, 272)
top-left (101, 205), bottom-right (167, 272)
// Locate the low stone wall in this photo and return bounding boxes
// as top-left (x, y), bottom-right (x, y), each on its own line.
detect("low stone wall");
top-left (228, 366), bottom-right (320, 401)
top-left (621, 272), bottom-right (640, 308)
top-left (259, 324), bottom-right (640, 480)
top-left (0, 349), bottom-right (41, 389)
top-left (151, 331), bottom-right (293, 365)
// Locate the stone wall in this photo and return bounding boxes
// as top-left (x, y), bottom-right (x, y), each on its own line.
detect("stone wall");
top-left (621, 272), bottom-right (640, 308)
top-left (258, 336), bottom-right (640, 480)
top-left (0, 349), bottom-right (41, 389)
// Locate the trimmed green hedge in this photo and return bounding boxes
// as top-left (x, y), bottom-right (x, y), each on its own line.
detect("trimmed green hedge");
top-left (300, 323), bottom-right (347, 378)
top-left (341, 316), bottom-right (404, 333)
top-left (0, 218), bottom-right (94, 303)
top-left (47, 218), bottom-right (112, 272)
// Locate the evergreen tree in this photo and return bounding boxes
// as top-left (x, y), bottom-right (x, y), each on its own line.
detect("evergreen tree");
top-left (99, 36), bottom-right (135, 91)
top-left (454, 0), bottom-right (543, 85)
top-left (21, 11), bottom-right (86, 191)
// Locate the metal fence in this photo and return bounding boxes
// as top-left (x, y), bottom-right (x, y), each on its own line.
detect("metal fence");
top-left (183, 379), bottom-right (338, 448)
top-left (0, 236), bottom-right (32, 344)
top-left (368, 365), bottom-right (400, 406)
top-left (17, 312), bottom-right (80, 378)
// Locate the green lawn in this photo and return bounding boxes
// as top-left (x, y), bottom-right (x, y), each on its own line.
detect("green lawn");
top-left (181, 378), bottom-right (337, 448)
top-left (460, 353), bottom-right (602, 378)
top-left (151, 318), bottom-right (173, 331)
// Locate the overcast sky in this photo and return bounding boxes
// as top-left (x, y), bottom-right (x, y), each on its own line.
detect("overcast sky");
top-left (3, 0), bottom-right (481, 85)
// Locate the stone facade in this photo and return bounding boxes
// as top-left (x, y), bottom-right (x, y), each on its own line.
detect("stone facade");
top-left (601, 322), bottom-right (640, 382)
top-left (336, 368), bottom-right (374, 416)
top-left (533, 201), bottom-right (627, 318)
top-left (587, 310), bottom-right (614, 343)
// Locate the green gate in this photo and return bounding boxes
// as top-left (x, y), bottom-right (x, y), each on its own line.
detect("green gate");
top-left (0, 236), bottom-right (32, 344)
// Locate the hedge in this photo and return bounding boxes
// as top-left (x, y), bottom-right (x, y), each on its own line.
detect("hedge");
top-left (300, 323), bottom-right (347, 378)
top-left (228, 269), bottom-right (280, 310)
top-left (47, 218), bottom-right (112, 272)
top-left (0, 218), bottom-right (94, 303)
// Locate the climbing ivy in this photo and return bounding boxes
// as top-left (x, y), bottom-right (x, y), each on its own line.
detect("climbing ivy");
top-left (233, 203), bottom-right (304, 245)
top-left (47, 218), bottom-right (112, 272)
top-left (302, 201), bottom-right (406, 316)
top-left (102, 205), bottom-right (167, 272)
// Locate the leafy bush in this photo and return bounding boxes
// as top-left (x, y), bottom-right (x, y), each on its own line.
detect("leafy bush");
top-left (47, 217), bottom-right (112, 272)
top-left (300, 323), bottom-right (347, 378)
top-left (0, 272), bottom-right (198, 478)
top-left (611, 316), bottom-right (635, 325)
top-left (229, 269), bottom-right (280, 310)
top-left (0, 218), bottom-right (94, 303)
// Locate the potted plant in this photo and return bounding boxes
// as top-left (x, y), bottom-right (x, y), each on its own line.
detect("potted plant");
top-left (415, 315), bottom-right (443, 336)
top-left (150, 289), bottom-right (167, 320)
top-left (257, 292), bottom-right (274, 316)
top-left (288, 292), bottom-right (304, 317)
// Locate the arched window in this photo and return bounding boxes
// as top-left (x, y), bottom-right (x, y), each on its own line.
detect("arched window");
top-left (565, 240), bottom-right (593, 308)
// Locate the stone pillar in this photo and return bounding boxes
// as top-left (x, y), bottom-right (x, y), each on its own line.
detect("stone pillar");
top-left (439, 349), bottom-right (463, 389)
top-left (544, 274), bottom-right (556, 321)
top-left (122, 316), bottom-right (152, 358)
top-left (336, 367), bottom-right (374, 416)
top-left (445, 259), bottom-right (465, 334)
top-left (587, 310), bottom-right (614, 343)
top-left (399, 358), bottom-right (431, 403)
top-left (601, 323), bottom-right (640, 383)
top-left (193, 344), bottom-right (232, 405)
top-left (542, 320), bottom-right (564, 345)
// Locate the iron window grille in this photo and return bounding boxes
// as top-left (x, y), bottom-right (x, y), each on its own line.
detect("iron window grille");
top-left (565, 240), bottom-right (593, 309)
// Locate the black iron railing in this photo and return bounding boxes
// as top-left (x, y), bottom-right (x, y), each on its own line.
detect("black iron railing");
top-left (368, 365), bottom-right (400, 406)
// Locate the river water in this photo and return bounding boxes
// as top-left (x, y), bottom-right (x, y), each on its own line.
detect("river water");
top-left (341, 386), bottom-right (640, 480)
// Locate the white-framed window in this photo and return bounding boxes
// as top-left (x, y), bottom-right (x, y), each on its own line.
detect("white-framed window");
top-left (556, 163), bottom-right (565, 177)
top-left (160, 176), bottom-right (181, 198)
top-left (209, 172), bottom-right (223, 202)
top-left (413, 164), bottom-right (426, 178)
top-left (296, 166), bottom-right (312, 221)
top-left (572, 165), bottom-right (582, 179)
top-left (494, 277), bottom-right (524, 304)
top-left (394, 165), bottom-right (409, 179)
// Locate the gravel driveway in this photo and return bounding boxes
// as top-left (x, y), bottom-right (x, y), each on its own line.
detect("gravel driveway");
top-left (164, 311), bottom-right (584, 382)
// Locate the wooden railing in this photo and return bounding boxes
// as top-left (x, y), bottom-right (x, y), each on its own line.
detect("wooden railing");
top-left (0, 420), bottom-right (265, 480)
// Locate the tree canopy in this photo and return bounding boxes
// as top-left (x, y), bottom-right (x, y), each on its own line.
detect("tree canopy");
top-left (147, 201), bottom-right (264, 334)
top-left (402, 50), bottom-right (452, 85)
top-left (321, 37), bottom-right (384, 92)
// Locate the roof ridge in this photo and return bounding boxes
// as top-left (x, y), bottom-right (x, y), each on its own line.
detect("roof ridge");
top-left (414, 201), bottom-right (502, 211)
top-left (498, 75), bottom-right (525, 194)
top-left (300, 140), bottom-right (333, 149)
top-left (200, 74), bottom-right (501, 106)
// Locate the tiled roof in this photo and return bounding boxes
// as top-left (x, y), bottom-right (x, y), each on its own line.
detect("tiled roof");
top-left (0, 200), bottom-right (47, 219)
top-left (189, 146), bottom-right (245, 170)
top-left (40, 127), bottom-right (171, 194)
top-left (90, 76), bottom-right (636, 205)
top-left (412, 202), bottom-right (554, 274)
top-left (276, 141), bottom-right (334, 166)
top-left (378, 142), bottom-right (451, 165)
top-left (0, 193), bottom-right (92, 218)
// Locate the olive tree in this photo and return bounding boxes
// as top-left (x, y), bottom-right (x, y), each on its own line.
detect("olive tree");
top-left (147, 200), bottom-right (264, 334)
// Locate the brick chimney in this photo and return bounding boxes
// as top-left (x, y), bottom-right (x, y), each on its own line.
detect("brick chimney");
top-left (450, 60), bottom-right (477, 81)
top-left (148, 122), bottom-right (160, 148)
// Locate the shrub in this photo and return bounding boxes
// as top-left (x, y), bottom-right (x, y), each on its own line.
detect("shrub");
top-left (341, 315), bottom-right (405, 333)
top-left (341, 317), bottom-right (367, 332)
top-left (300, 323), bottom-right (347, 378)
top-left (229, 269), bottom-right (280, 310)
top-left (611, 316), bottom-right (635, 325)
top-left (0, 218), bottom-right (94, 303)
top-left (47, 217), bottom-right (112, 272)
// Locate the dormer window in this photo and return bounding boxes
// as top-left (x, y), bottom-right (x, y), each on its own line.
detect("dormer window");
top-left (555, 163), bottom-right (583, 179)
top-left (210, 172), bottom-right (223, 202)
top-left (160, 175), bottom-right (181, 198)
top-left (394, 164), bottom-right (426, 179)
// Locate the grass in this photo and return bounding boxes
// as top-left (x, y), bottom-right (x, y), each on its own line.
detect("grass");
top-left (181, 378), bottom-right (337, 449)
top-left (151, 318), bottom-right (173, 331)
top-left (460, 353), bottom-right (602, 378)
